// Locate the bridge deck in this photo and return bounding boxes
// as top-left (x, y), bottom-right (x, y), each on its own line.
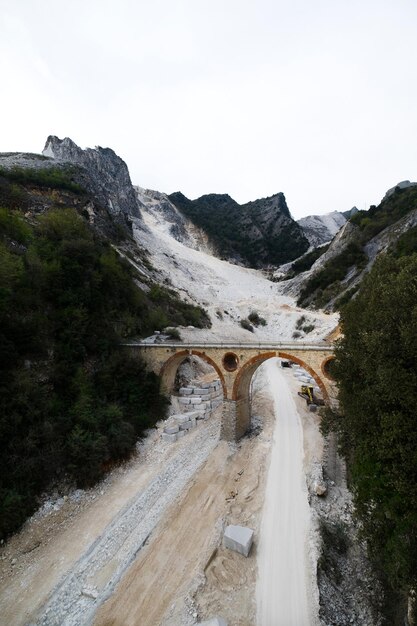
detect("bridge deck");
top-left (124, 341), bottom-right (333, 351)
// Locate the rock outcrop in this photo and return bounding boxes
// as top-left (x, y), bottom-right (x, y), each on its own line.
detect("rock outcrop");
top-left (297, 210), bottom-right (346, 247)
top-left (136, 186), bottom-right (213, 253)
top-left (43, 136), bottom-right (142, 222)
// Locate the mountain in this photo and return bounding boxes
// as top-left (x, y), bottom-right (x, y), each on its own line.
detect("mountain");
top-left (168, 191), bottom-right (309, 268)
top-left (286, 183), bottom-right (417, 310)
top-left (297, 211), bottom-right (347, 247)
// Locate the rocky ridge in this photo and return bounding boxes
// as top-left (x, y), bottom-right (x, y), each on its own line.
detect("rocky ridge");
top-left (42, 135), bottom-right (142, 224)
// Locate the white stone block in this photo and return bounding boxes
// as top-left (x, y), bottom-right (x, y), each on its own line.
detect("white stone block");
top-left (196, 388), bottom-right (210, 395)
top-left (190, 397), bottom-right (202, 404)
top-left (164, 425), bottom-right (179, 434)
top-left (201, 382), bottom-right (211, 389)
top-left (223, 525), bottom-right (254, 557)
top-left (186, 410), bottom-right (200, 419)
top-left (179, 397), bottom-right (191, 405)
top-left (176, 429), bottom-right (186, 439)
top-left (174, 413), bottom-right (190, 424)
top-left (162, 433), bottom-right (177, 443)
top-left (179, 388), bottom-right (193, 396)
top-left (179, 421), bottom-right (192, 430)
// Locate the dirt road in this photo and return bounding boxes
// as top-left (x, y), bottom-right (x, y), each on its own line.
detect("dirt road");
top-left (256, 360), bottom-right (318, 626)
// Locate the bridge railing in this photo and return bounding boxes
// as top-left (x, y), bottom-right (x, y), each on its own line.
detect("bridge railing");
top-left (123, 341), bottom-right (334, 351)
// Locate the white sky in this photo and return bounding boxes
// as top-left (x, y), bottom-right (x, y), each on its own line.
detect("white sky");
top-left (1, 0), bottom-right (417, 218)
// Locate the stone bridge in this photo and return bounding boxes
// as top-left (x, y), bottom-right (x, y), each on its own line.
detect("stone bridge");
top-left (125, 341), bottom-right (336, 441)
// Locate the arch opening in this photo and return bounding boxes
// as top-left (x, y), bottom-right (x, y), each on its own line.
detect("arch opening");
top-left (159, 350), bottom-right (226, 425)
top-left (229, 352), bottom-right (329, 440)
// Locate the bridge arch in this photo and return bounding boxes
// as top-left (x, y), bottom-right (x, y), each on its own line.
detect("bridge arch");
top-left (159, 349), bottom-right (227, 398)
top-left (230, 351), bottom-right (329, 440)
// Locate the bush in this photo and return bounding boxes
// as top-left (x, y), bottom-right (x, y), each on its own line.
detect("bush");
top-left (240, 319), bottom-right (254, 332)
top-left (165, 327), bottom-right (181, 340)
top-left (248, 310), bottom-right (267, 326)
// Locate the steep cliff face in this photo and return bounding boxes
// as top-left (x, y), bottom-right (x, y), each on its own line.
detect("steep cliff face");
top-left (297, 211), bottom-right (346, 247)
top-left (135, 186), bottom-right (213, 253)
top-left (168, 191), bottom-right (309, 268)
top-left (42, 136), bottom-right (142, 222)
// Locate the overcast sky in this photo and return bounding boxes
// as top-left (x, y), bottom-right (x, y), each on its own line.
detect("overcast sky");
top-left (1, 0), bottom-right (417, 218)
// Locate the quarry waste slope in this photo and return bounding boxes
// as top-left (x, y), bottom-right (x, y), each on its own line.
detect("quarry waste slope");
top-left (257, 360), bottom-right (318, 626)
top-left (135, 210), bottom-right (338, 343)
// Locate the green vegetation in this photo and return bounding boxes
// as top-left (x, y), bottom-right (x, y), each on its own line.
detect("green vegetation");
top-left (294, 315), bottom-right (315, 334)
top-left (287, 243), bottom-right (330, 278)
top-left (0, 166), bottom-right (84, 195)
top-left (318, 519), bottom-right (349, 586)
top-left (322, 253), bottom-right (417, 607)
top-left (248, 310), bottom-right (267, 326)
top-left (0, 170), bottom-right (211, 540)
top-left (351, 186), bottom-right (417, 241)
top-left (240, 319), bottom-right (254, 332)
top-left (169, 192), bottom-right (309, 267)
top-left (297, 242), bottom-right (367, 308)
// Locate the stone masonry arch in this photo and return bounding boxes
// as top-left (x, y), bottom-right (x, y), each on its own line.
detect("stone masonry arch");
top-left (225, 351), bottom-right (329, 441)
top-left (126, 342), bottom-right (335, 441)
top-left (159, 350), bottom-right (227, 398)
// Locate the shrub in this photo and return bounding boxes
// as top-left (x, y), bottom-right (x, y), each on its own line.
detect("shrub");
top-left (240, 319), bottom-right (254, 332)
top-left (248, 310), bottom-right (267, 326)
top-left (165, 327), bottom-right (181, 340)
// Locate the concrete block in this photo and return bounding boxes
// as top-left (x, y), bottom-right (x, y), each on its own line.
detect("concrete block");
top-left (199, 618), bottom-right (228, 626)
top-left (223, 525), bottom-right (254, 557)
top-left (196, 388), bottom-right (210, 395)
top-left (176, 430), bottom-right (186, 439)
top-left (162, 433), bottom-right (177, 443)
top-left (164, 425), bottom-right (179, 434)
top-left (190, 397), bottom-right (202, 404)
top-left (179, 388), bottom-right (193, 396)
top-left (179, 421), bottom-right (192, 430)
top-left (179, 397), bottom-right (191, 405)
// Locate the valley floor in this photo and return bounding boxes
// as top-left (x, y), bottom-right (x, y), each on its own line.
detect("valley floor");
top-left (0, 360), bottom-right (324, 626)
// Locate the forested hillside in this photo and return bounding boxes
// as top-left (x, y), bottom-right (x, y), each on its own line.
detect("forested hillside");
top-left (323, 251), bottom-right (417, 622)
top-left (0, 167), bottom-right (210, 539)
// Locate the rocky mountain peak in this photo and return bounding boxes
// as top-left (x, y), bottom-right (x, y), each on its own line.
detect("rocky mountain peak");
top-left (42, 136), bottom-right (142, 221)
top-left (297, 210), bottom-right (347, 247)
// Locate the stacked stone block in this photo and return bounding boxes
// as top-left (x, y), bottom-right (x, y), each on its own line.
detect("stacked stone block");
top-left (161, 380), bottom-right (223, 444)
top-left (177, 380), bottom-right (223, 420)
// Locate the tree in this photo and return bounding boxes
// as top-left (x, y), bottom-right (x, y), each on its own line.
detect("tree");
top-left (326, 253), bottom-right (417, 598)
